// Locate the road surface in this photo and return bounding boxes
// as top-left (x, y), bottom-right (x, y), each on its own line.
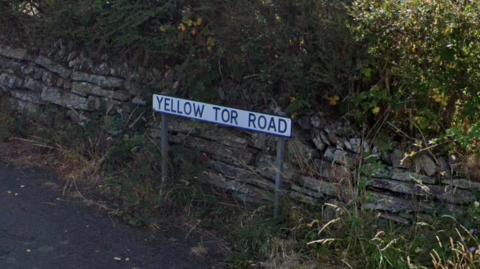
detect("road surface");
top-left (0, 161), bottom-right (224, 269)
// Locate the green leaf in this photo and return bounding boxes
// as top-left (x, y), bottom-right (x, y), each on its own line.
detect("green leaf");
top-left (440, 48), bottom-right (455, 62)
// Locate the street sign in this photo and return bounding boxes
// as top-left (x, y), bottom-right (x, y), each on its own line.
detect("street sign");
top-left (153, 94), bottom-right (292, 138)
top-left (153, 93), bottom-right (291, 223)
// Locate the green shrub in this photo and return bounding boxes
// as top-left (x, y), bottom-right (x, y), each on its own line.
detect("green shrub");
top-left (351, 0), bottom-right (480, 145)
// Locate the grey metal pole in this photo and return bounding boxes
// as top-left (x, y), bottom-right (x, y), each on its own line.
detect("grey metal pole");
top-left (274, 135), bottom-right (286, 224)
top-left (161, 113), bottom-right (168, 184)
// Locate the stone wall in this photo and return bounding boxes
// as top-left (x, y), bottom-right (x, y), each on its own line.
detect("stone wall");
top-left (0, 41), bottom-right (477, 224)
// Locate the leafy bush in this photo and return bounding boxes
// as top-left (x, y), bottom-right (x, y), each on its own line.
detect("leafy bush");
top-left (351, 0), bottom-right (480, 146)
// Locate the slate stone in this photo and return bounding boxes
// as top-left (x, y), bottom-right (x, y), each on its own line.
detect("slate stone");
top-left (430, 185), bottom-right (475, 204)
top-left (419, 154), bottom-right (437, 176)
top-left (0, 73), bottom-right (22, 89)
top-left (0, 46), bottom-right (27, 60)
top-left (256, 154), bottom-right (295, 181)
top-left (323, 147), bottom-right (353, 165)
top-left (314, 161), bottom-right (349, 179)
top-left (323, 147), bottom-right (335, 161)
top-left (299, 176), bottom-right (339, 197)
top-left (310, 113), bottom-right (326, 129)
top-left (287, 138), bottom-right (319, 166)
top-left (132, 97), bottom-right (146, 105)
top-left (10, 90), bottom-right (42, 104)
top-left (168, 133), bottom-right (255, 166)
top-left (298, 115), bottom-right (312, 130)
top-left (40, 87), bottom-right (94, 111)
top-left (391, 172), bottom-right (436, 184)
top-left (0, 56), bottom-right (22, 72)
top-left (91, 63), bottom-right (110, 76)
top-left (441, 178), bottom-right (480, 190)
top-left (23, 78), bottom-right (45, 93)
top-left (364, 192), bottom-right (413, 213)
top-left (349, 138), bottom-right (361, 153)
top-left (9, 98), bottom-right (40, 114)
top-left (72, 82), bottom-right (130, 101)
top-left (205, 173), bottom-right (273, 204)
top-left (313, 135), bottom-right (327, 151)
top-left (124, 81), bottom-right (140, 95)
top-left (343, 140), bottom-right (352, 151)
top-left (319, 131), bottom-right (331, 145)
top-left (390, 148), bottom-right (411, 168)
top-left (21, 64), bottom-right (35, 76)
top-left (437, 156), bottom-right (452, 179)
top-left (35, 56), bottom-right (72, 79)
top-left (367, 178), bottom-right (432, 197)
top-left (71, 71), bottom-right (124, 88)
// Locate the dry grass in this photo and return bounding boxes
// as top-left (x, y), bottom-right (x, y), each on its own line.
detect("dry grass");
top-left (260, 252), bottom-right (327, 269)
top-left (190, 243), bottom-right (209, 257)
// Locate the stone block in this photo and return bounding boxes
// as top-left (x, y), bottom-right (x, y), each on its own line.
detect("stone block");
top-left (287, 138), bottom-right (318, 166)
top-left (298, 176), bottom-right (339, 198)
top-left (298, 115), bottom-right (312, 130)
top-left (210, 160), bottom-right (274, 190)
top-left (418, 154), bottom-right (437, 176)
top-left (88, 96), bottom-right (101, 110)
top-left (431, 185), bottom-right (474, 205)
top-left (0, 46), bottom-right (27, 60)
top-left (72, 71), bottom-right (124, 88)
top-left (35, 55), bottom-right (72, 79)
top-left (41, 71), bottom-right (58, 86)
top-left (40, 87), bottom-right (94, 111)
top-left (323, 147), bottom-right (354, 165)
top-left (310, 113), bottom-right (326, 129)
top-left (391, 172), bottom-right (436, 184)
top-left (256, 154), bottom-right (295, 181)
top-left (314, 161), bottom-right (349, 179)
top-left (124, 81), bottom-right (140, 95)
top-left (313, 135), bottom-right (327, 151)
top-left (92, 63), bottom-right (110, 76)
top-left (21, 63), bottom-right (36, 76)
top-left (132, 97), bottom-right (146, 105)
top-left (364, 192), bottom-right (414, 213)
top-left (10, 90), bottom-right (42, 104)
top-left (167, 117), bottom-right (250, 147)
top-left (0, 56), bottom-right (22, 72)
top-left (72, 82), bottom-right (130, 101)
top-left (390, 148), bottom-right (411, 168)
top-left (204, 173), bottom-right (273, 204)
top-left (23, 78), bottom-right (46, 93)
top-left (9, 98), bottom-right (40, 114)
top-left (169, 134), bottom-right (255, 166)
top-left (441, 178), bottom-right (480, 190)
top-left (0, 73), bottom-right (23, 89)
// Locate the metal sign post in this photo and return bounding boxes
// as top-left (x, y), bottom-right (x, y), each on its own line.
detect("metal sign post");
top-left (274, 135), bottom-right (286, 224)
top-left (152, 94), bottom-right (292, 222)
top-left (161, 113), bottom-right (168, 184)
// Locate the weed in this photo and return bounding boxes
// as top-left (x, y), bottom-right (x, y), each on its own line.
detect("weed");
top-left (190, 243), bottom-right (209, 257)
top-left (225, 251), bottom-right (253, 269)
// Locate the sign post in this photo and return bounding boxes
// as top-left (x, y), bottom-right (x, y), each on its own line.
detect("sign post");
top-left (274, 133), bottom-right (286, 224)
top-left (161, 113), bottom-right (168, 184)
top-left (153, 94), bottom-right (292, 222)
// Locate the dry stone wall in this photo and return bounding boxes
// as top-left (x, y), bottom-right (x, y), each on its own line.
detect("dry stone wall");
top-left (0, 41), bottom-right (478, 224)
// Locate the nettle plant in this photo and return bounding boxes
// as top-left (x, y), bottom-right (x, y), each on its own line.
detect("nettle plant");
top-left (351, 0), bottom-right (480, 149)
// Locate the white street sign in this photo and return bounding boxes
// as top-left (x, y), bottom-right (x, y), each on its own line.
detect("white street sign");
top-left (153, 94), bottom-right (292, 138)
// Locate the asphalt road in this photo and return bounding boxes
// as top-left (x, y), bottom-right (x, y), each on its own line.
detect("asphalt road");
top-left (0, 161), bottom-right (224, 269)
